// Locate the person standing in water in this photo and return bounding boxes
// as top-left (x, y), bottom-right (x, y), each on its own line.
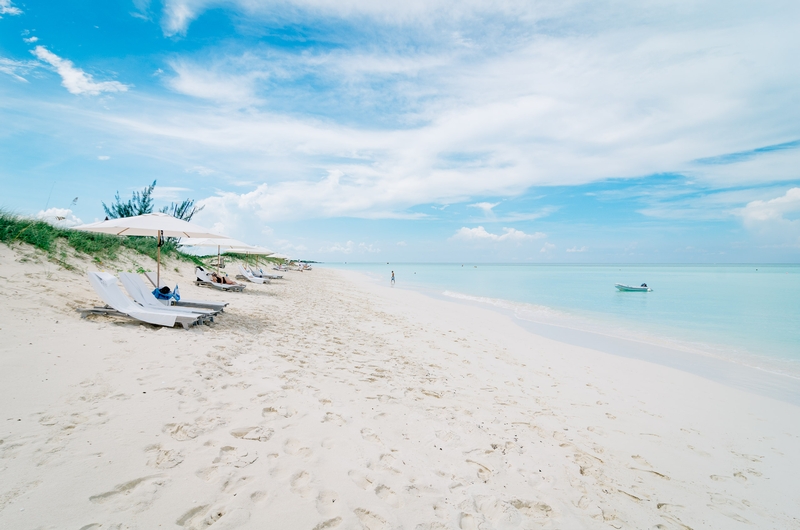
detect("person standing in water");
top-left (391, 271), bottom-right (395, 285)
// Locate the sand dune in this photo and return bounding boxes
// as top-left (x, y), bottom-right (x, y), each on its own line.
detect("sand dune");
top-left (1, 243), bottom-right (798, 529)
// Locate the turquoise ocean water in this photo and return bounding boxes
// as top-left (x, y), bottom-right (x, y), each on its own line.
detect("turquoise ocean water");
top-left (323, 264), bottom-right (800, 387)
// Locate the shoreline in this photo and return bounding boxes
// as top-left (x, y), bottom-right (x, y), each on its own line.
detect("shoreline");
top-left (2, 245), bottom-right (799, 528)
top-left (334, 266), bottom-right (800, 405)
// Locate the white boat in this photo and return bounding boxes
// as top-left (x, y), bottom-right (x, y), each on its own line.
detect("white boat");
top-left (615, 283), bottom-right (652, 292)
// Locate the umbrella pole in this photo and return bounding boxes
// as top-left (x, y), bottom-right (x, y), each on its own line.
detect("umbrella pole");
top-left (156, 230), bottom-right (162, 288)
top-left (217, 246), bottom-right (221, 274)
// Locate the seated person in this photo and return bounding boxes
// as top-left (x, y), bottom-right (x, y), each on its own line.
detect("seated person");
top-left (210, 271), bottom-right (237, 285)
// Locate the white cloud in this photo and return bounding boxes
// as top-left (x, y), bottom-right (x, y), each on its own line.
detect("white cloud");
top-left (158, 0), bottom-right (574, 36)
top-left (7, 0), bottom-right (800, 236)
top-left (358, 242), bottom-right (380, 253)
top-left (320, 241), bottom-right (355, 254)
top-left (37, 208), bottom-right (82, 227)
top-left (151, 185), bottom-right (191, 200)
top-left (737, 188), bottom-right (800, 245)
top-left (396, 241), bottom-right (407, 246)
top-left (0, 0), bottom-right (22, 16)
top-left (0, 57), bottom-right (34, 82)
top-left (23, 36), bottom-right (38, 44)
top-left (452, 226), bottom-right (545, 242)
top-left (97, 155), bottom-right (110, 160)
top-left (469, 202), bottom-right (499, 216)
top-left (318, 240), bottom-right (380, 254)
top-left (566, 246), bottom-right (587, 252)
top-left (167, 58), bottom-right (265, 105)
top-left (540, 242), bottom-right (555, 253)
top-left (186, 165), bottom-right (214, 175)
top-left (31, 46), bottom-right (129, 96)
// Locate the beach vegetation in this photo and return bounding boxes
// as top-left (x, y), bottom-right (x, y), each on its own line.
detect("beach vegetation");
top-left (0, 210), bottom-right (205, 269)
top-left (103, 180), bottom-right (204, 222)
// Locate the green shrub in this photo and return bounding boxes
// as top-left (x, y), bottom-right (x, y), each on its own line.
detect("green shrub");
top-left (0, 211), bottom-right (205, 268)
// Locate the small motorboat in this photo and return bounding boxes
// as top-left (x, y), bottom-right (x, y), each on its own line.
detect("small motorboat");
top-left (615, 283), bottom-right (652, 292)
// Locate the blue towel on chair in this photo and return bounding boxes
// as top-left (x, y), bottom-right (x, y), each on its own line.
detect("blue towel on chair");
top-left (152, 285), bottom-right (181, 301)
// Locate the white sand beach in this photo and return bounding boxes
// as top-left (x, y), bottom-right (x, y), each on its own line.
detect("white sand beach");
top-left (1, 242), bottom-right (799, 529)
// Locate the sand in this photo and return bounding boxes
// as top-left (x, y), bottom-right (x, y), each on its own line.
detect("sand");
top-left (1, 242), bottom-right (799, 529)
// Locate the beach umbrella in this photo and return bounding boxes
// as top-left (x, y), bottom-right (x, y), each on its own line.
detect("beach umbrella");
top-left (73, 213), bottom-right (227, 287)
top-left (179, 237), bottom-right (256, 274)
top-left (234, 246), bottom-right (274, 269)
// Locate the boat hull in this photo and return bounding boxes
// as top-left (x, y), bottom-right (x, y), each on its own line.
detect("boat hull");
top-left (615, 283), bottom-right (652, 292)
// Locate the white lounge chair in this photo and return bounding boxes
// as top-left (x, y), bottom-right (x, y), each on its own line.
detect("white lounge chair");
top-left (119, 273), bottom-right (219, 317)
top-left (237, 264), bottom-right (269, 284)
top-left (194, 267), bottom-right (245, 292)
top-left (79, 272), bottom-right (205, 329)
top-left (250, 266), bottom-right (283, 279)
top-left (143, 272), bottom-right (229, 311)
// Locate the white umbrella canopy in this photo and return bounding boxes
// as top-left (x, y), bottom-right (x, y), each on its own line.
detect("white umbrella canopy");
top-left (179, 237), bottom-right (259, 273)
top-left (74, 213), bottom-right (228, 286)
top-left (179, 237), bottom-right (254, 250)
top-left (74, 213), bottom-right (223, 239)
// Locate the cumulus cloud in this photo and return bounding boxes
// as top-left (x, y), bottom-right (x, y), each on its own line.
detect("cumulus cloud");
top-left (31, 46), bottom-right (129, 95)
top-left (0, 0), bottom-right (22, 16)
top-left (566, 246), bottom-right (587, 252)
top-left (737, 188), bottom-right (800, 244)
top-left (452, 226), bottom-right (545, 242)
top-left (23, 36), bottom-right (38, 44)
top-left (540, 242), bottom-right (555, 253)
top-left (8, 0), bottom-right (800, 239)
top-left (37, 208), bottom-right (83, 227)
top-left (97, 155), bottom-right (110, 160)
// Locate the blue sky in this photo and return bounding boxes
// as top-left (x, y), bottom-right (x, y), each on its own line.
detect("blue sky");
top-left (1, 0), bottom-right (799, 262)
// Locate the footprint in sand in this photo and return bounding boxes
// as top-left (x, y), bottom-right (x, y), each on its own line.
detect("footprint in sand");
top-left (89, 475), bottom-right (166, 511)
top-left (312, 517), bottom-right (343, 530)
top-left (177, 505), bottom-right (250, 529)
top-left (367, 453), bottom-right (399, 473)
top-left (316, 489), bottom-right (340, 516)
top-left (222, 474), bottom-right (254, 494)
top-left (290, 470), bottom-right (314, 497)
top-left (348, 470), bottom-right (374, 490)
top-left (213, 446), bottom-right (258, 468)
top-left (466, 459), bottom-right (493, 482)
top-left (230, 426), bottom-right (274, 442)
top-left (375, 484), bottom-right (399, 507)
top-left (145, 444), bottom-right (184, 469)
top-left (322, 412), bottom-right (347, 426)
top-left (283, 438), bottom-right (313, 457)
top-left (360, 428), bottom-right (382, 444)
top-left (250, 490), bottom-right (268, 504)
top-left (459, 513), bottom-right (478, 530)
top-left (474, 496), bottom-right (522, 529)
top-left (511, 499), bottom-right (553, 519)
top-left (353, 508), bottom-right (388, 530)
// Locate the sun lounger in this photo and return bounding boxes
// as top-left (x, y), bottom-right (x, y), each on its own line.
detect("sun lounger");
top-left (194, 267), bottom-right (245, 292)
top-left (237, 264), bottom-right (269, 284)
top-left (143, 272), bottom-right (229, 310)
top-left (119, 273), bottom-right (220, 317)
top-left (250, 267), bottom-right (283, 279)
top-left (79, 272), bottom-right (205, 329)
